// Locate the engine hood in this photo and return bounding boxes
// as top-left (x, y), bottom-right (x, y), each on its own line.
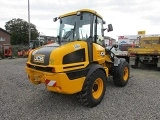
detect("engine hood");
top-left (29, 41), bottom-right (88, 69)
top-left (30, 43), bottom-right (59, 66)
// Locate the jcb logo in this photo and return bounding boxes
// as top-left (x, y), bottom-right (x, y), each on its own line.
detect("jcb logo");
top-left (34, 54), bottom-right (45, 63)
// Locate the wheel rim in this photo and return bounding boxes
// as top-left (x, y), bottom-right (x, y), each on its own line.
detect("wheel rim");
top-left (92, 78), bottom-right (103, 99)
top-left (123, 67), bottom-right (129, 81)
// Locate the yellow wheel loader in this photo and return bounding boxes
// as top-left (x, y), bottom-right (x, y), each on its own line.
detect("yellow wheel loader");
top-left (26, 9), bottom-right (130, 107)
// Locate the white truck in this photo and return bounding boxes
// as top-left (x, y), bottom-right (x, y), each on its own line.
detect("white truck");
top-left (116, 35), bottom-right (139, 63)
top-left (104, 35), bottom-right (139, 63)
top-left (107, 45), bottom-right (129, 63)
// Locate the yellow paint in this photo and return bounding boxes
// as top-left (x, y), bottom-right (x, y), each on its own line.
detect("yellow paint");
top-left (128, 36), bottom-right (160, 55)
top-left (26, 67), bottom-right (85, 94)
top-left (60, 9), bottom-right (103, 19)
top-left (123, 67), bottom-right (129, 81)
top-left (138, 31), bottom-right (145, 35)
top-left (92, 78), bottom-right (104, 99)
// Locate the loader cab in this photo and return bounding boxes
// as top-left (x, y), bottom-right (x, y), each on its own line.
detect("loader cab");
top-left (54, 9), bottom-right (113, 63)
top-left (54, 9), bottom-right (113, 46)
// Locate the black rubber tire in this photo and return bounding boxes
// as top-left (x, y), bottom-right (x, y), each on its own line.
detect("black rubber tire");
top-left (77, 69), bottom-right (106, 108)
top-left (113, 61), bottom-right (130, 87)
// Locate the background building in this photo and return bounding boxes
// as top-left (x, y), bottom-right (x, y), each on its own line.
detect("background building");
top-left (0, 28), bottom-right (11, 52)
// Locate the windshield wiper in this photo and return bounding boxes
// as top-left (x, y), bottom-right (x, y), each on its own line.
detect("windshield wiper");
top-left (62, 22), bottom-right (76, 40)
top-left (63, 30), bottom-right (73, 39)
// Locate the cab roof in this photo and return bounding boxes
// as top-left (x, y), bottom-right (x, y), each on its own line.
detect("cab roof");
top-left (59, 9), bottom-right (103, 19)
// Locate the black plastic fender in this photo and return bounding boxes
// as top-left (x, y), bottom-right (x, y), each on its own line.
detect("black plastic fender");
top-left (80, 63), bottom-right (106, 90)
top-left (85, 63), bottom-right (106, 81)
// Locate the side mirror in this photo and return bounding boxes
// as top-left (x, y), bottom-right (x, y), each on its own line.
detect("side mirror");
top-left (103, 24), bottom-right (113, 32)
top-left (108, 24), bottom-right (113, 32)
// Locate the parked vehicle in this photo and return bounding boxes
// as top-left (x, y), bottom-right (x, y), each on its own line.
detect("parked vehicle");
top-left (0, 44), bottom-right (12, 59)
top-left (128, 35), bottom-right (160, 70)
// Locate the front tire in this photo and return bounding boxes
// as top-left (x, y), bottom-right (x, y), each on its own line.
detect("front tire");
top-left (113, 61), bottom-right (130, 87)
top-left (77, 69), bottom-right (106, 108)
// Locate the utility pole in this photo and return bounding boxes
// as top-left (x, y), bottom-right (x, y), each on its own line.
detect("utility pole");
top-left (38, 32), bottom-right (40, 46)
top-left (28, 0), bottom-right (31, 47)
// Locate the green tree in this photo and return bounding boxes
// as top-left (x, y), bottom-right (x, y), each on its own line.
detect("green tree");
top-left (5, 18), bottom-right (39, 45)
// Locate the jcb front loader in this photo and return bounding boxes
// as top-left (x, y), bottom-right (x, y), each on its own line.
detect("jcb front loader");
top-left (26, 9), bottom-right (130, 107)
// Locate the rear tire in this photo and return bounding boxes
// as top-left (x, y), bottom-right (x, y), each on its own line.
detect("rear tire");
top-left (113, 61), bottom-right (130, 87)
top-left (77, 69), bottom-right (106, 108)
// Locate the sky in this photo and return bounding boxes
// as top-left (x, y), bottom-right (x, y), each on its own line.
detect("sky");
top-left (0, 0), bottom-right (160, 40)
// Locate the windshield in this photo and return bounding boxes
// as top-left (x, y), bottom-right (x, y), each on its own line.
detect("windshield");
top-left (58, 12), bottom-right (93, 43)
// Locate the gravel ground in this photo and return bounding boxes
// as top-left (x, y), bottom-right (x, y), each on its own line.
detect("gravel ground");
top-left (0, 58), bottom-right (160, 120)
